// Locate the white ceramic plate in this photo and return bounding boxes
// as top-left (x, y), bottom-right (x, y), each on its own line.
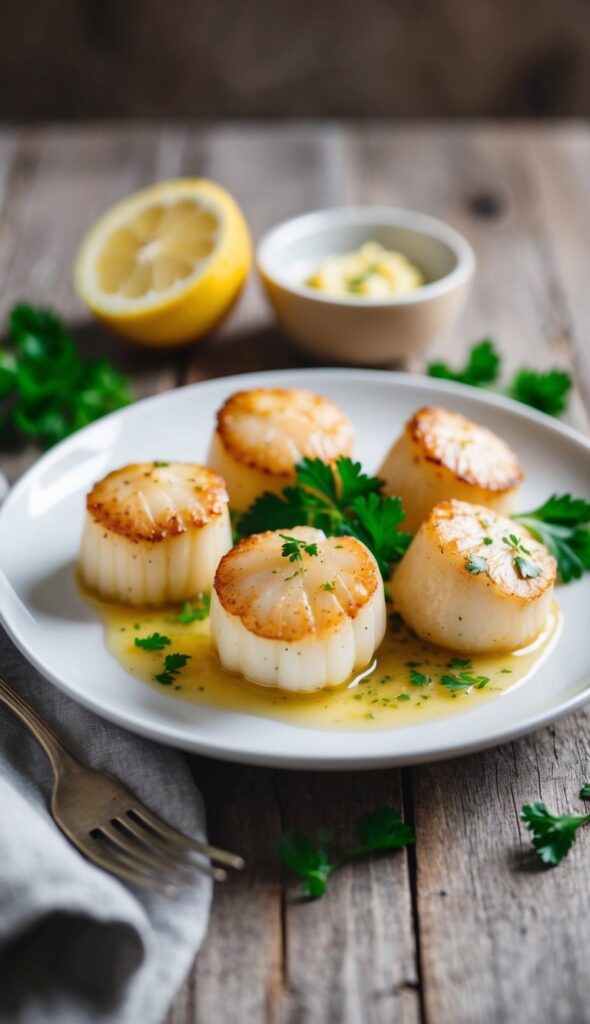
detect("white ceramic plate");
top-left (1, 369), bottom-right (590, 770)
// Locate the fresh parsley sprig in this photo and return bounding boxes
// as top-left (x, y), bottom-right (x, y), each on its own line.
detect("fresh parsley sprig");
top-left (428, 339), bottom-right (500, 388)
top-left (0, 304), bottom-right (132, 447)
top-left (521, 801), bottom-right (590, 866)
top-left (279, 807), bottom-right (414, 899)
top-left (237, 457), bottom-right (411, 579)
top-left (280, 534), bottom-right (319, 562)
top-left (441, 671), bottom-right (489, 693)
top-left (427, 339), bottom-right (572, 417)
top-left (512, 494), bottom-right (590, 583)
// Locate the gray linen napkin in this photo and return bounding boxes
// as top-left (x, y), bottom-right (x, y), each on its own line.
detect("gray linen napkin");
top-left (0, 610), bottom-right (212, 1023)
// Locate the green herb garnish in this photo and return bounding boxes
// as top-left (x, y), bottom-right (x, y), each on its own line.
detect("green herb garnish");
top-left (279, 807), bottom-right (414, 899)
top-left (580, 784), bottom-right (590, 800)
top-left (321, 581), bottom-right (336, 592)
top-left (512, 494), bottom-right (590, 583)
top-left (441, 671), bottom-right (489, 693)
top-left (409, 668), bottom-right (430, 687)
top-left (238, 457), bottom-right (411, 579)
top-left (427, 339), bottom-right (572, 417)
top-left (508, 369), bottom-right (572, 417)
top-left (0, 304), bottom-right (132, 447)
top-left (447, 656), bottom-right (471, 669)
top-left (521, 801), bottom-right (590, 866)
top-left (153, 460), bottom-right (169, 467)
top-left (428, 339), bottom-right (500, 387)
top-left (155, 652), bottom-right (191, 686)
top-left (280, 534), bottom-right (319, 562)
top-left (134, 632), bottom-right (171, 651)
top-left (170, 595), bottom-right (211, 624)
top-left (465, 555), bottom-right (489, 575)
top-left (513, 555), bottom-right (543, 579)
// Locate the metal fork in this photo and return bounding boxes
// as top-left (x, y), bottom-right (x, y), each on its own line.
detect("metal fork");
top-left (0, 675), bottom-right (244, 897)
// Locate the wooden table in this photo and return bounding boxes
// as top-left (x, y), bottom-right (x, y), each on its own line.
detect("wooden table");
top-left (2, 121), bottom-right (590, 1024)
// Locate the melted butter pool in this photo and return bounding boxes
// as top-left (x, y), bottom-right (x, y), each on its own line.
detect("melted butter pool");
top-left (88, 594), bottom-right (562, 731)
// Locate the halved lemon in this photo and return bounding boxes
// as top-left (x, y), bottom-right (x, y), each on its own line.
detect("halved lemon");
top-left (74, 179), bottom-right (252, 348)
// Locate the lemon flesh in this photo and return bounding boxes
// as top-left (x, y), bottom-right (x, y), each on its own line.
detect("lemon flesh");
top-left (74, 179), bottom-right (252, 348)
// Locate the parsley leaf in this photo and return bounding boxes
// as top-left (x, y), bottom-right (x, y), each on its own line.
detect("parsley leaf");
top-left (280, 534), bottom-right (319, 562)
top-left (513, 555), bottom-right (543, 579)
top-left (278, 832), bottom-right (335, 899)
top-left (278, 807), bottom-right (414, 900)
top-left (0, 304), bottom-right (132, 448)
top-left (238, 457), bottom-right (411, 579)
top-left (154, 652), bottom-right (191, 686)
top-left (351, 808), bottom-right (415, 855)
top-left (447, 656), bottom-right (471, 669)
top-left (521, 801), bottom-right (590, 866)
top-left (513, 494), bottom-right (590, 583)
top-left (441, 671), bottom-right (489, 692)
top-left (508, 369), bottom-right (572, 417)
top-left (169, 595), bottom-right (211, 624)
top-left (427, 339), bottom-right (572, 417)
top-left (134, 632), bottom-right (171, 651)
top-left (409, 668), bottom-right (430, 687)
top-left (428, 339), bottom-right (500, 387)
top-left (465, 555), bottom-right (488, 575)
top-left (580, 784), bottom-right (590, 800)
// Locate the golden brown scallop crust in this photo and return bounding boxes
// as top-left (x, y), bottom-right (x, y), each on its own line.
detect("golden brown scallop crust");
top-left (407, 407), bottom-right (524, 492)
top-left (215, 387), bottom-right (354, 475)
top-left (86, 462), bottom-right (228, 543)
top-left (428, 500), bottom-right (556, 600)
top-left (213, 529), bottom-right (380, 641)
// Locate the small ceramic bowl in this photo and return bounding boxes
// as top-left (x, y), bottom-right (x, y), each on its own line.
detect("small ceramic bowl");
top-left (257, 206), bottom-right (475, 365)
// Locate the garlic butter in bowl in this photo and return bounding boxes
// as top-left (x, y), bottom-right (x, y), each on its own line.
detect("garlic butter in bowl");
top-left (257, 207), bottom-right (475, 365)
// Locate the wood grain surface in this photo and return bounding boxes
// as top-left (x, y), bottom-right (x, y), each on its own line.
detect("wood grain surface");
top-left (1, 122), bottom-right (590, 1024)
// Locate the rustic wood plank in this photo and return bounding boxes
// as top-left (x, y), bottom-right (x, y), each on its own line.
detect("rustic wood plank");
top-left (166, 760), bottom-right (284, 1024)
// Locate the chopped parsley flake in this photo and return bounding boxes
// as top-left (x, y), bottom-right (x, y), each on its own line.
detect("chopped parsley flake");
top-left (465, 555), bottom-right (489, 575)
top-left (134, 632), bottom-right (171, 651)
top-left (155, 651), bottom-right (191, 686)
top-left (514, 555), bottom-right (543, 579)
top-left (409, 668), bottom-right (430, 687)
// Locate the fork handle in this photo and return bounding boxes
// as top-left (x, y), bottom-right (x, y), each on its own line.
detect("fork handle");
top-left (0, 675), bottom-right (73, 775)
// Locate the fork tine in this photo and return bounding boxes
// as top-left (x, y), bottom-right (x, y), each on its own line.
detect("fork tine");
top-left (110, 815), bottom-right (225, 880)
top-left (128, 806), bottom-right (245, 870)
top-left (85, 838), bottom-right (179, 898)
top-left (99, 824), bottom-right (209, 885)
top-left (115, 815), bottom-right (227, 880)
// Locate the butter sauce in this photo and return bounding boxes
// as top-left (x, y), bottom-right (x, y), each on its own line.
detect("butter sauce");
top-left (89, 595), bottom-right (561, 731)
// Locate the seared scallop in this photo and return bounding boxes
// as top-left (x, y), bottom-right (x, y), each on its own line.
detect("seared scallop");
top-left (379, 407), bottom-right (524, 532)
top-left (79, 462), bottom-right (232, 604)
top-left (391, 499), bottom-right (556, 653)
top-left (208, 387), bottom-right (353, 510)
top-left (210, 526), bottom-right (386, 691)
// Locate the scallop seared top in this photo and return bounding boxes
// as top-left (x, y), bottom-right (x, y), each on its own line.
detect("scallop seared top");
top-left (429, 500), bottom-right (556, 599)
top-left (215, 388), bottom-right (353, 476)
top-left (214, 527), bottom-right (381, 641)
top-left (408, 407), bottom-right (524, 492)
top-left (86, 462), bottom-right (229, 543)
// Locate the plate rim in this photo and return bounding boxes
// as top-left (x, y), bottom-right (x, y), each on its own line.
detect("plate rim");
top-left (2, 365), bottom-right (590, 770)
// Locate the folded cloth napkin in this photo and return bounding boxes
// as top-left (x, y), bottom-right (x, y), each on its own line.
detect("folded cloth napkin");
top-left (0, 625), bottom-right (212, 1024)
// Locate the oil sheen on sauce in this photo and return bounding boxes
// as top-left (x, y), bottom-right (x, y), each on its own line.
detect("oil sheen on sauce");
top-left (89, 594), bottom-right (562, 731)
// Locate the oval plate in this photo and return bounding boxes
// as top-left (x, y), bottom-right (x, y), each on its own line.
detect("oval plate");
top-left (1, 368), bottom-right (590, 769)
